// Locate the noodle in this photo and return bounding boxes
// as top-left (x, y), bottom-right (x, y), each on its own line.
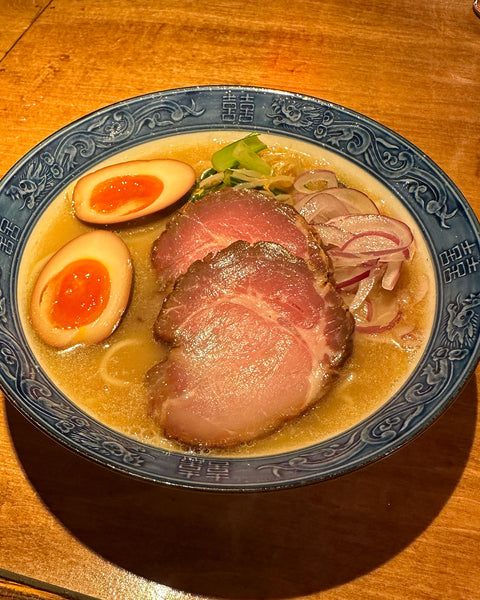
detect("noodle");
top-left (99, 338), bottom-right (145, 387)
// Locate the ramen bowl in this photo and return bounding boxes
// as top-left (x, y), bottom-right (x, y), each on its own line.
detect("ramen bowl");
top-left (1, 86), bottom-right (480, 491)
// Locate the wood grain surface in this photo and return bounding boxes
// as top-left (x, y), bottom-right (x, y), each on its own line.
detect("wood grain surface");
top-left (0, 1), bottom-right (479, 599)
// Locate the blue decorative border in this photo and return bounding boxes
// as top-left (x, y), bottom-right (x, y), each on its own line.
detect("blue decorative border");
top-left (1, 86), bottom-right (479, 491)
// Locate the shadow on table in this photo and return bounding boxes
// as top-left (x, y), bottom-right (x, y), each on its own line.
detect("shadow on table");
top-left (6, 377), bottom-right (478, 599)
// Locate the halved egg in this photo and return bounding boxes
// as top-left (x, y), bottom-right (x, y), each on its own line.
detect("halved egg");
top-left (30, 230), bottom-right (133, 349)
top-left (73, 159), bottom-right (195, 224)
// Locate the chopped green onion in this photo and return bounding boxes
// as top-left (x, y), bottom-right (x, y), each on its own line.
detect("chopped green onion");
top-left (211, 132), bottom-right (267, 172)
top-left (200, 167), bottom-right (218, 181)
top-left (232, 141), bottom-right (272, 176)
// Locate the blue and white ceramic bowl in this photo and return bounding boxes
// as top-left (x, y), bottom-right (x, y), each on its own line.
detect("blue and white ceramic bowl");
top-left (1, 86), bottom-right (480, 491)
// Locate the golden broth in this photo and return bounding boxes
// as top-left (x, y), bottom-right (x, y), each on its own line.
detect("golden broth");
top-left (18, 132), bottom-right (435, 457)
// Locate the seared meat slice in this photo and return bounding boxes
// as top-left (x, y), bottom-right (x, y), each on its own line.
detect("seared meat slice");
top-left (147, 241), bottom-right (353, 448)
top-left (151, 187), bottom-right (328, 288)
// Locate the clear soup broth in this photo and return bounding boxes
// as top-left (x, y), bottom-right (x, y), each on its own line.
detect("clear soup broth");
top-left (18, 132), bottom-right (435, 457)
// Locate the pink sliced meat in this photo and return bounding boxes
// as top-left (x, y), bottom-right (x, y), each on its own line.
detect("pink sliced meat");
top-left (147, 240), bottom-right (353, 448)
top-left (151, 187), bottom-right (328, 287)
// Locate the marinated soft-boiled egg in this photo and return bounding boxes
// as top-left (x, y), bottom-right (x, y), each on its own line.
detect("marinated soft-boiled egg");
top-left (73, 159), bottom-right (195, 224)
top-left (30, 230), bottom-right (132, 349)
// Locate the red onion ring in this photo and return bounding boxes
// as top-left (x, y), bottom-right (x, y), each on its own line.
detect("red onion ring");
top-left (313, 223), bottom-right (352, 248)
top-left (294, 169), bottom-right (338, 194)
top-left (328, 214), bottom-right (413, 243)
top-left (356, 309), bottom-right (402, 334)
top-left (322, 187), bottom-right (379, 215)
top-left (299, 192), bottom-right (351, 224)
top-left (341, 230), bottom-right (401, 253)
top-left (381, 260), bottom-right (403, 291)
top-left (300, 187), bottom-right (415, 335)
top-left (334, 266), bottom-right (373, 289)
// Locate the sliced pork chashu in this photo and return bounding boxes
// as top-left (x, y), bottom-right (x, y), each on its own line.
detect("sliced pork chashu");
top-left (151, 187), bottom-right (329, 288)
top-left (148, 240), bottom-right (353, 448)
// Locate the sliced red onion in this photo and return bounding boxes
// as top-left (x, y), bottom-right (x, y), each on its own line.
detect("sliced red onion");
top-left (326, 215), bottom-right (414, 261)
top-left (304, 191), bottom-right (415, 327)
top-left (341, 231), bottom-right (401, 253)
top-left (355, 294), bottom-right (402, 333)
top-left (381, 260), bottom-right (403, 290)
top-left (294, 187), bottom-right (378, 223)
top-left (329, 252), bottom-right (379, 270)
top-left (334, 266), bottom-right (372, 289)
top-left (313, 223), bottom-right (353, 248)
top-left (299, 192), bottom-right (350, 224)
top-left (296, 186), bottom-right (379, 224)
top-left (349, 266), bottom-right (384, 311)
top-left (356, 309), bottom-right (402, 334)
top-left (294, 169), bottom-right (338, 194)
top-left (327, 214), bottom-right (413, 247)
top-left (327, 248), bottom-right (383, 267)
top-left (323, 187), bottom-right (379, 215)
top-left (293, 191), bottom-right (311, 211)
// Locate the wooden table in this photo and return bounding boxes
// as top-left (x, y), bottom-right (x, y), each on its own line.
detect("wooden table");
top-left (0, 1), bottom-right (479, 598)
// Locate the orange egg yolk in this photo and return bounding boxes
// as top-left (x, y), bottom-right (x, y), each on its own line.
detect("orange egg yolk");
top-left (46, 259), bottom-right (111, 329)
top-left (90, 174), bottom-right (164, 215)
